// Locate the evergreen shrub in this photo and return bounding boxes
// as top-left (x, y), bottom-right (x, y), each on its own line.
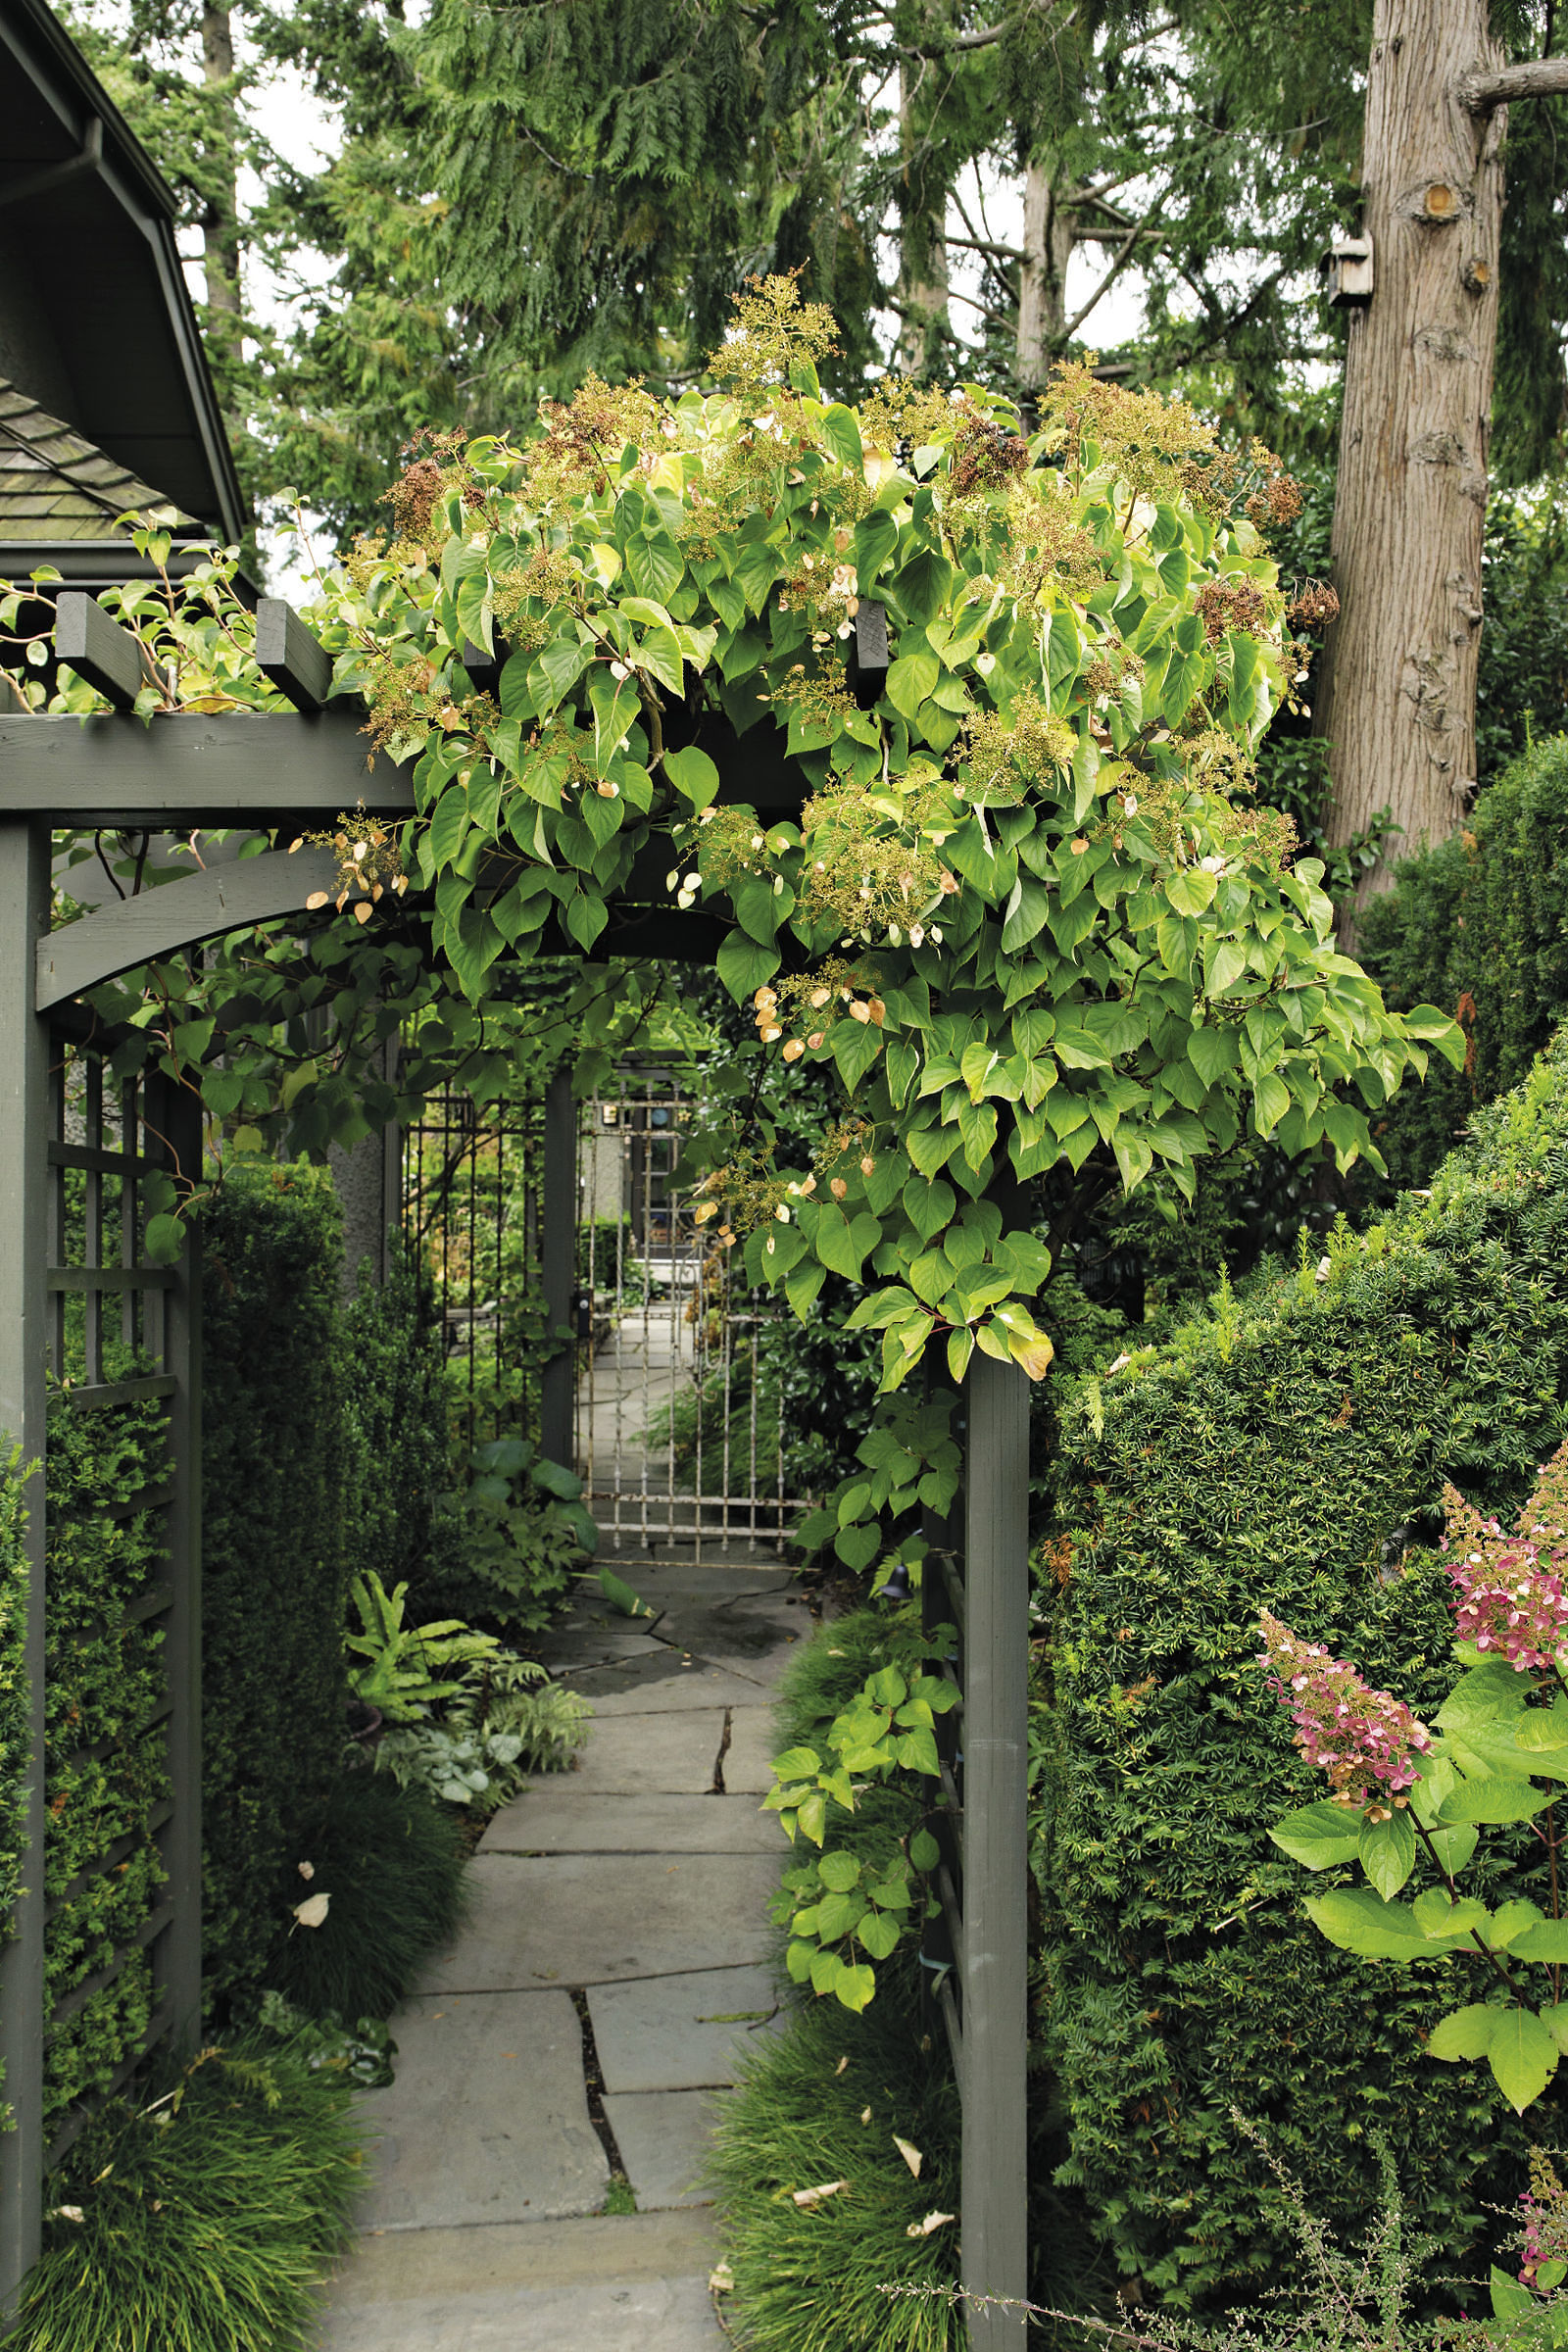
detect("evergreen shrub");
top-left (0, 1450), bottom-right (27, 2130)
top-left (1034, 1034), bottom-right (1568, 2309)
top-left (202, 1167), bottom-right (459, 2016)
top-left (339, 1242), bottom-right (448, 1595)
top-left (266, 1767), bottom-right (467, 2020)
top-left (1357, 731), bottom-right (1568, 1191)
top-left (41, 1390), bottom-right (171, 2129)
top-left (201, 1164), bottom-right (351, 2015)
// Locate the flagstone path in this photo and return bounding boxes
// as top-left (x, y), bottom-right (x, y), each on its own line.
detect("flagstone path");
top-left (315, 1553), bottom-right (804, 2351)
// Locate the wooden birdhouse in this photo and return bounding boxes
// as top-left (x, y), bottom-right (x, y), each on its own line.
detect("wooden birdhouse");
top-left (1322, 235), bottom-right (1374, 306)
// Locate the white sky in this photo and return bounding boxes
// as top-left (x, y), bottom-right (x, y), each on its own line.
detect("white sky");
top-left (179, 42), bottom-right (1153, 589)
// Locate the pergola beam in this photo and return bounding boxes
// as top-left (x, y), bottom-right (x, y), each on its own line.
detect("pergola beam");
top-left (0, 709), bottom-right (417, 827)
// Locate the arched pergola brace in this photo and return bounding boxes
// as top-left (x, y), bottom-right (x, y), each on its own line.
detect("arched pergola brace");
top-left (35, 845), bottom-right (339, 1009)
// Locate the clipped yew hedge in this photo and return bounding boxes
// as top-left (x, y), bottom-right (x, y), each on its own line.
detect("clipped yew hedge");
top-left (1357, 730), bottom-right (1568, 1190)
top-left (201, 1165), bottom-right (351, 2014)
top-left (201, 1163), bottom-right (451, 2016)
top-left (1034, 1036), bottom-right (1568, 2307)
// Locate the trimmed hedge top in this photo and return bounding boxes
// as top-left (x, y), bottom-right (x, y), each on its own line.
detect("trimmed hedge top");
top-left (1358, 730), bottom-right (1568, 1191)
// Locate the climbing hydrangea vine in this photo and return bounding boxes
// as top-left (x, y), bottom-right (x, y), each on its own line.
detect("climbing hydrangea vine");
top-left (6, 278), bottom-right (1466, 2009)
top-left (303, 277), bottom-right (1456, 1392)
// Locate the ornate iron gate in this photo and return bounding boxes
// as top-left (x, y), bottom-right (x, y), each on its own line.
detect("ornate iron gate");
top-left (574, 1061), bottom-right (808, 1558)
top-left (401, 1055), bottom-right (814, 1557)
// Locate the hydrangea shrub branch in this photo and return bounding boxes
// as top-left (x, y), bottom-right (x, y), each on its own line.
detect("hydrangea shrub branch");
top-left (1265, 1443), bottom-right (1568, 2118)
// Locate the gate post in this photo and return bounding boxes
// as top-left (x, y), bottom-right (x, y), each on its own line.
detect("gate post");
top-left (960, 1350), bottom-right (1030, 2348)
top-left (0, 819), bottom-right (51, 2312)
top-left (539, 1064), bottom-right (575, 1468)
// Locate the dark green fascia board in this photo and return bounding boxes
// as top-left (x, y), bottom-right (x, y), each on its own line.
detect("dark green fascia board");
top-left (0, 709), bottom-right (417, 826)
top-left (0, 543), bottom-right (259, 599)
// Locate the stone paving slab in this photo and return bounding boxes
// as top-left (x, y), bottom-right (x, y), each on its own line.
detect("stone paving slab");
top-left (321, 2210), bottom-right (719, 2300)
top-left (540, 1628), bottom-right (673, 1673)
top-left (604, 2087), bottom-right (731, 2210)
top-left (722, 1705), bottom-right (784, 1795)
top-left (651, 1592), bottom-right (807, 1665)
top-left (316, 2273), bottom-right (726, 2350)
top-left (412, 1851), bottom-right (780, 1992)
top-left (588, 1963), bottom-right (783, 2093)
top-left (569, 1563), bottom-right (796, 1602)
top-left (563, 1658), bottom-right (781, 1711)
top-left (351, 1992), bottom-right (608, 2231)
top-left (528, 1709), bottom-right (728, 1795)
top-left (483, 1790), bottom-right (783, 1856)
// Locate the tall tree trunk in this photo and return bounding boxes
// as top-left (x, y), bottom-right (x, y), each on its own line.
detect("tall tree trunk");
top-left (1016, 157), bottom-right (1076, 391)
top-left (201, 3), bottom-right (242, 320)
top-left (895, 58), bottom-right (950, 379)
top-left (1316, 0), bottom-right (1505, 916)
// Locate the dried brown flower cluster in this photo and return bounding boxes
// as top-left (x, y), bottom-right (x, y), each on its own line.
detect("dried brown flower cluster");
top-left (1287, 581), bottom-right (1341, 630)
top-left (531, 376), bottom-right (662, 497)
top-left (290, 811), bottom-right (409, 923)
top-left (382, 428), bottom-right (483, 546)
top-left (949, 411), bottom-right (1031, 500)
top-left (1193, 575), bottom-right (1271, 646)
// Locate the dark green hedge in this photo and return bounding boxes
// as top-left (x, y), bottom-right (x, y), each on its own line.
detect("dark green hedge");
top-left (1357, 730), bottom-right (1568, 1191)
top-left (201, 1164), bottom-right (454, 2017)
top-left (339, 1245), bottom-right (448, 1596)
top-left (1034, 1036), bottom-right (1568, 2308)
top-left (0, 1448), bottom-right (28, 2131)
top-left (201, 1164), bottom-right (350, 2015)
top-left (42, 1390), bottom-right (172, 2127)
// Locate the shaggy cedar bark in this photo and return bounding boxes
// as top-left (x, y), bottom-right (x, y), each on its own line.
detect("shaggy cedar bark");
top-left (895, 54), bottom-right (952, 378)
top-left (1016, 158), bottom-right (1075, 388)
top-left (1317, 0), bottom-right (1506, 912)
top-left (200, 2), bottom-right (242, 319)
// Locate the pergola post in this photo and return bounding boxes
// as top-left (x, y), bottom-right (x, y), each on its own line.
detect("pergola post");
top-left (156, 1081), bottom-right (204, 2051)
top-left (960, 1350), bottom-right (1031, 2348)
top-left (0, 819), bottom-right (51, 2313)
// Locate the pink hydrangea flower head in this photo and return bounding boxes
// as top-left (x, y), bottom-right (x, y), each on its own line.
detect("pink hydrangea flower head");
top-left (1519, 2152), bottom-right (1568, 2289)
top-left (1444, 1452), bottom-right (1568, 1673)
top-left (1257, 1611), bottom-right (1432, 1811)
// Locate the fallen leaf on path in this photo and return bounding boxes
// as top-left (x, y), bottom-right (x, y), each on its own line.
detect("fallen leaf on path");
top-left (709, 2262), bottom-right (735, 2292)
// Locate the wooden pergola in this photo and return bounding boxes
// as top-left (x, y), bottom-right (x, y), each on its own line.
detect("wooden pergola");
top-left (0, 594), bottom-right (1031, 2347)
